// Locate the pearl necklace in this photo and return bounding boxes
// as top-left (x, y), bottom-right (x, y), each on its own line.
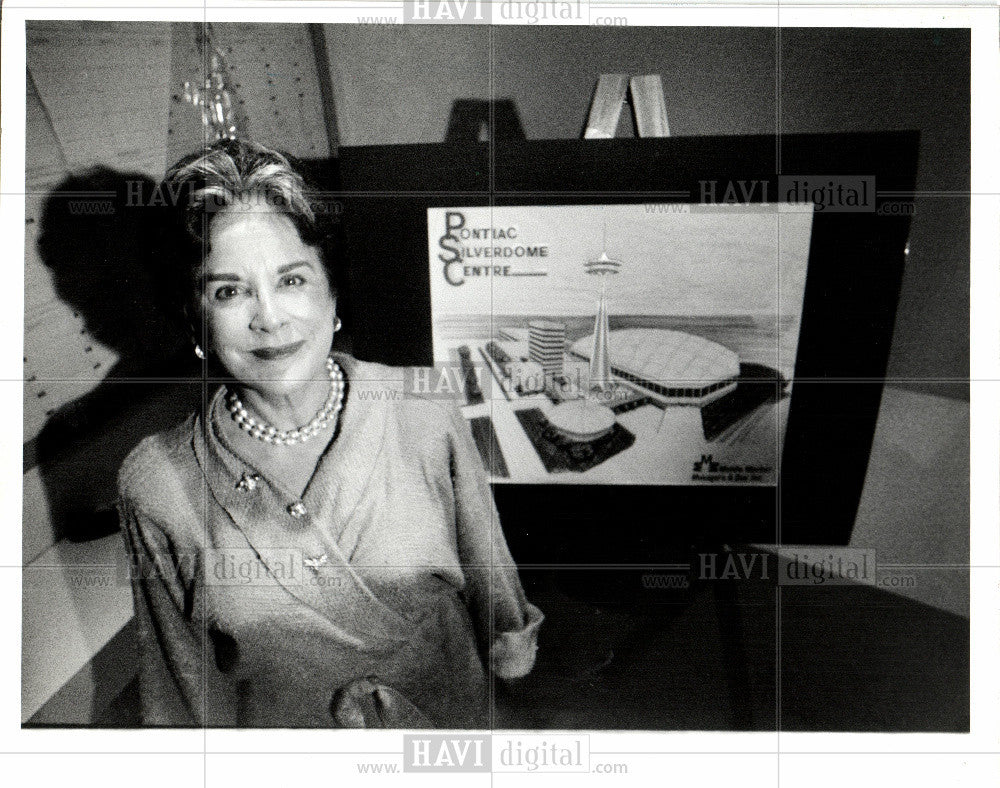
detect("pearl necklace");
top-left (226, 355), bottom-right (344, 445)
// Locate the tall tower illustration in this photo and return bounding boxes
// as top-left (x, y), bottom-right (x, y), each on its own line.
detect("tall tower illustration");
top-left (584, 226), bottom-right (622, 394)
top-left (545, 213), bottom-right (622, 443)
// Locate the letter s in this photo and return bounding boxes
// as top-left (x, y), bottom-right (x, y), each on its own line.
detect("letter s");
top-left (439, 212), bottom-right (465, 286)
top-left (438, 236), bottom-right (464, 286)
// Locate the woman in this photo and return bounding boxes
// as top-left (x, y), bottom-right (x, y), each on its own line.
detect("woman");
top-left (118, 139), bottom-right (543, 728)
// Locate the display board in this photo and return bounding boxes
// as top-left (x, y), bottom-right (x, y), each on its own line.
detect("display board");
top-left (339, 133), bottom-right (917, 545)
top-left (428, 203), bottom-right (812, 486)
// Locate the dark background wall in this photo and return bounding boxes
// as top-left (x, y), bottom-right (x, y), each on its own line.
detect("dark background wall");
top-left (322, 25), bottom-right (970, 399)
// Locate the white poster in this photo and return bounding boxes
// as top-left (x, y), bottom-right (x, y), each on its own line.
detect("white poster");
top-left (428, 204), bottom-right (813, 486)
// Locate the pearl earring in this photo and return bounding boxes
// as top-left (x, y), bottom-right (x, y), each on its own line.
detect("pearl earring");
top-left (194, 345), bottom-right (206, 360)
top-left (333, 317), bottom-right (342, 333)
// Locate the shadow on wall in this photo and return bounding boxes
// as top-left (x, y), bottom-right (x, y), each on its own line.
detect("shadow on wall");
top-left (37, 169), bottom-right (183, 362)
top-left (445, 99), bottom-right (526, 142)
top-left (29, 168), bottom-right (201, 544)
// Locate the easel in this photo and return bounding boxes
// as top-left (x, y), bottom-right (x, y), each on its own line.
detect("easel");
top-left (584, 74), bottom-right (671, 139)
top-left (581, 77), bottom-right (755, 730)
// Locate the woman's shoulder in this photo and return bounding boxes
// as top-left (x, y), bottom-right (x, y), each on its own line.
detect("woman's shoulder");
top-left (117, 413), bottom-right (200, 511)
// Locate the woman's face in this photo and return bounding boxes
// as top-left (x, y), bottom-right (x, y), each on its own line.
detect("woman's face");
top-left (199, 204), bottom-right (336, 401)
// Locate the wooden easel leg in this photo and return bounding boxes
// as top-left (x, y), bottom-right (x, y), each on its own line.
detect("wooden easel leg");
top-left (584, 73), bottom-right (671, 139)
top-left (629, 75), bottom-right (671, 138)
top-left (584, 74), bottom-right (630, 139)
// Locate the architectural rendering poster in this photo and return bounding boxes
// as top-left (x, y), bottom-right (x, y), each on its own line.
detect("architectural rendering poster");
top-left (429, 204), bottom-right (814, 486)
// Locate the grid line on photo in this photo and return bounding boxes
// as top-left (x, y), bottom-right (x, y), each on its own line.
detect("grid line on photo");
top-left (771, 13), bottom-right (785, 758)
top-left (488, 18), bottom-right (498, 733)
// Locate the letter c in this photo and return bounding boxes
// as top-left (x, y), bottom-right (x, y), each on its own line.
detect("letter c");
top-left (445, 260), bottom-right (465, 286)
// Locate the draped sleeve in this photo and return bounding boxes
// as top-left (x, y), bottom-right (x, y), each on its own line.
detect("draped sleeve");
top-left (117, 434), bottom-right (239, 727)
top-left (445, 404), bottom-right (544, 679)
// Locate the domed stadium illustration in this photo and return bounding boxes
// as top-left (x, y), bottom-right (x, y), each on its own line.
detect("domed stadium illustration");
top-left (568, 328), bottom-right (740, 407)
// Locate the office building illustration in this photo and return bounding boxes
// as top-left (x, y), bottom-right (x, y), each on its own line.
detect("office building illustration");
top-left (528, 319), bottom-right (566, 381)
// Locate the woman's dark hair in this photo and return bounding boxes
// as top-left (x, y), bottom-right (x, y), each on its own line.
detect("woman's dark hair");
top-left (156, 138), bottom-right (338, 334)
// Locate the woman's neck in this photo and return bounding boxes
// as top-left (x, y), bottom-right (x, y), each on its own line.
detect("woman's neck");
top-left (235, 376), bottom-right (332, 432)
